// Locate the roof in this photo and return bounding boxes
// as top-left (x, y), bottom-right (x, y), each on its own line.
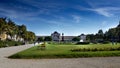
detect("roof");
top-left (62, 36), bottom-right (76, 40)
top-left (53, 31), bottom-right (60, 34)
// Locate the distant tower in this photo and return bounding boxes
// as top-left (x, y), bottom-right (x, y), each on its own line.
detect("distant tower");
top-left (62, 33), bottom-right (64, 41)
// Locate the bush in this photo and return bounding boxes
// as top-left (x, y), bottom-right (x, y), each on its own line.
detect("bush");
top-left (0, 41), bottom-right (6, 47)
top-left (76, 42), bottom-right (90, 45)
top-left (102, 41), bottom-right (110, 44)
top-left (0, 40), bottom-right (23, 48)
top-left (71, 47), bottom-right (120, 52)
top-left (97, 40), bottom-right (110, 44)
top-left (48, 41), bottom-right (74, 45)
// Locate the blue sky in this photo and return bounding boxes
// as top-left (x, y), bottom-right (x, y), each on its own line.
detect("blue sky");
top-left (0, 0), bottom-right (120, 36)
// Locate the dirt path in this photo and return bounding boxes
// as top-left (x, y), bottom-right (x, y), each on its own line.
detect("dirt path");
top-left (0, 45), bottom-right (120, 68)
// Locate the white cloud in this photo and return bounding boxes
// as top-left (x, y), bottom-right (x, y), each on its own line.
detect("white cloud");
top-left (89, 7), bottom-right (120, 17)
top-left (101, 21), bottom-right (107, 26)
top-left (76, 2), bottom-right (120, 17)
top-left (46, 20), bottom-right (72, 27)
top-left (87, 7), bottom-right (120, 17)
top-left (72, 15), bottom-right (81, 23)
top-left (91, 8), bottom-right (112, 17)
top-left (85, 0), bottom-right (120, 17)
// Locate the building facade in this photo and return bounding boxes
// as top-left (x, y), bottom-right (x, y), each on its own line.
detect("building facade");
top-left (51, 31), bottom-right (61, 41)
top-left (36, 31), bottom-right (87, 42)
top-left (79, 34), bottom-right (86, 42)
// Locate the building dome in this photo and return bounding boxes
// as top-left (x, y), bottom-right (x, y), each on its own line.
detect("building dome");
top-left (51, 31), bottom-right (60, 41)
top-left (54, 31), bottom-right (59, 34)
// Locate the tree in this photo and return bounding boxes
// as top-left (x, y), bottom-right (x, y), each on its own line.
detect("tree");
top-left (86, 34), bottom-right (95, 42)
top-left (7, 19), bottom-right (17, 39)
top-left (96, 29), bottom-right (104, 42)
top-left (24, 31), bottom-right (36, 43)
top-left (72, 37), bottom-right (80, 41)
top-left (98, 29), bottom-right (104, 38)
top-left (103, 31), bottom-right (109, 41)
top-left (98, 29), bottom-right (104, 35)
top-left (18, 25), bottom-right (27, 41)
top-left (116, 24), bottom-right (120, 42)
top-left (104, 23), bottom-right (120, 42)
top-left (37, 37), bottom-right (44, 43)
top-left (28, 31), bottom-right (36, 42)
top-left (0, 17), bottom-right (36, 42)
top-left (44, 36), bottom-right (52, 41)
top-left (0, 18), bottom-right (10, 41)
top-left (0, 18), bottom-right (8, 34)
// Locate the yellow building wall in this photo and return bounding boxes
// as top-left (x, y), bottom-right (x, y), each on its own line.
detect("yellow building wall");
top-left (0, 33), bottom-right (7, 40)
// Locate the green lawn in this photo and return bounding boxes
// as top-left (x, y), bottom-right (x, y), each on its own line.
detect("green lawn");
top-left (8, 43), bottom-right (120, 59)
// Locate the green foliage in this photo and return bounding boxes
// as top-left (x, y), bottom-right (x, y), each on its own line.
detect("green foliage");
top-left (47, 41), bottom-right (74, 45)
top-left (0, 17), bottom-right (36, 43)
top-left (76, 42), bottom-right (90, 45)
top-left (0, 18), bottom-right (8, 34)
top-left (24, 31), bottom-right (36, 42)
top-left (86, 34), bottom-right (95, 42)
top-left (37, 37), bottom-right (44, 43)
top-left (98, 29), bottom-right (104, 36)
top-left (71, 47), bottom-right (120, 52)
top-left (72, 37), bottom-right (80, 41)
top-left (86, 23), bottom-right (120, 43)
top-left (0, 40), bottom-right (23, 48)
top-left (44, 36), bottom-right (52, 41)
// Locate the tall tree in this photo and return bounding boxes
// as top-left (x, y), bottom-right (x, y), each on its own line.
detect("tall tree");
top-left (37, 37), bottom-right (44, 43)
top-left (96, 29), bottom-right (104, 40)
top-left (0, 17), bottom-right (36, 42)
top-left (86, 34), bottom-right (95, 42)
top-left (18, 25), bottom-right (27, 41)
top-left (98, 29), bottom-right (104, 36)
top-left (7, 19), bottom-right (17, 39)
top-left (0, 18), bottom-right (8, 34)
top-left (23, 31), bottom-right (36, 43)
top-left (44, 36), bottom-right (52, 41)
top-left (72, 37), bottom-right (80, 41)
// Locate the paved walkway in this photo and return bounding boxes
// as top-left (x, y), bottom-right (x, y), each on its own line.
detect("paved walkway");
top-left (0, 45), bottom-right (120, 68)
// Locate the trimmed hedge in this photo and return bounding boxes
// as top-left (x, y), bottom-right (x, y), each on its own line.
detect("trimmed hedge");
top-left (48, 41), bottom-right (74, 45)
top-left (71, 47), bottom-right (120, 52)
top-left (0, 40), bottom-right (23, 48)
top-left (76, 42), bottom-right (90, 45)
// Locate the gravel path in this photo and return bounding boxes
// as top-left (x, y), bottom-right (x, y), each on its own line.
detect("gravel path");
top-left (0, 45), bottom-right (120, 68)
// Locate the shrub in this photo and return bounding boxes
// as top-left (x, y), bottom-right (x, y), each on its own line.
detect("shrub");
top-left (71, 47), bottom-right (120, 52)
top-left (102, 41), bottom-right (110, 44)
top-left (0, 41), bottom-right (8, 47)
top-left (0, 40), bottom-right (23, 48)
top-left (76, 42), bottom-right (90, 45)
top-left (48, 41), bottom-right (74, 45)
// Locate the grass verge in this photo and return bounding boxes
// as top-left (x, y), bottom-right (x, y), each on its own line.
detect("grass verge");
top-left (8, 43), bottom-right (120, 59)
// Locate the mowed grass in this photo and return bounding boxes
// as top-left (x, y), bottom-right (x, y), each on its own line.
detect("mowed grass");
top-left (8, 43), bottom-right (120, 59)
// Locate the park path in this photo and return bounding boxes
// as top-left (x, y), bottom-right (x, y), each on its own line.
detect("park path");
top-left (0, 44), bottom-right (34, 58)
top-left (0, 44), bottom-right (120, 68)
